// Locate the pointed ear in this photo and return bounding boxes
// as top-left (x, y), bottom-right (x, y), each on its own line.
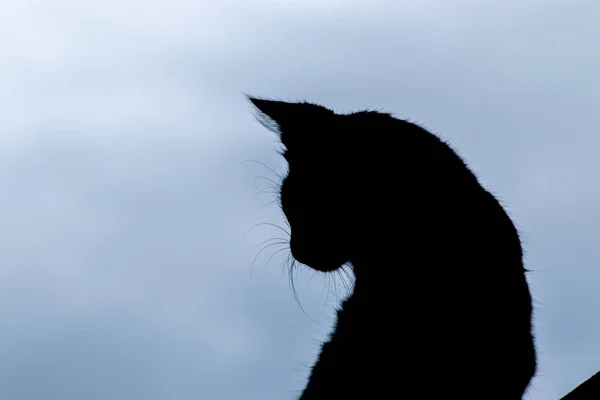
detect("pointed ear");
top-left (247, 96), bottom-right (333, 137)
top-left (248, 97), bottom-right (294, 125)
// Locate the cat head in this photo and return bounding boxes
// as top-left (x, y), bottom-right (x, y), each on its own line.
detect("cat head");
top-left (248, 96), bottom-right (470, 273)
top-left (249, 96), bottom-right (393, 272)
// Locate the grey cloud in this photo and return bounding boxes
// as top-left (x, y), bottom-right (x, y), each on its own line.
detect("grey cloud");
top-left (0, 0), bottom-right (598, 399)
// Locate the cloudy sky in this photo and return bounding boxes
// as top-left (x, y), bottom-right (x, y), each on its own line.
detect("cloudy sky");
top-left (0, 0), bottom-right (598, 399)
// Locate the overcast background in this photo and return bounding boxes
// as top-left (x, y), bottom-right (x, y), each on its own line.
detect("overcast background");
top-left (0, 0), bottom-right (598, 399)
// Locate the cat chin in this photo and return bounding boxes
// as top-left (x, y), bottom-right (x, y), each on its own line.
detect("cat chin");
top-left (289, 233), bottom-right (346, 272)
top-left (291, 252), bottom-right (344, 272)
top-left (300, 261), bottom-right (343, 273)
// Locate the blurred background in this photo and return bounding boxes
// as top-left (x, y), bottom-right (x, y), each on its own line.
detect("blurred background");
top-left (0, 0), bottom-right (598, 399)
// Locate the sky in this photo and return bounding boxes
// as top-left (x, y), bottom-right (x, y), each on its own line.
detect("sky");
top-left (0, 0), bottom-right (598, 399)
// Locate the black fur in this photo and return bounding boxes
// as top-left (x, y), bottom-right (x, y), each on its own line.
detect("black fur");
top-left (249, 96), bottom-right (537, 399)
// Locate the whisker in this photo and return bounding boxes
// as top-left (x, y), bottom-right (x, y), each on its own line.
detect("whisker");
top-left (264, 247), bottom-right (289, 271)
top-left (261, 199), bottom-right (280, 208)
top-left (241, 159), bottom-right (284, 181)
top-left (343, 266), bottom-right (355, 285)
top-left (331, 271), bottom-right (339, 300)
top-left (244, 222), bottom-right (290, 239)
top-left (251, 241), bottom-right (289, 278)
top-left (341, 267), bottom-right (355, 295)
top-left (337, 269), bottom-right (351, 297)
top-left (324, 273), bottom-right (332, 307)
top-left (254, 176), bottom-right (282, 189)
top-left (282, 253), bottom-right (292, 277)
top-left (286, 258), bottom-right (319, 324)
top-left (257, 237), bottom-right (288, 248)
top-left (251, 187), bottom-right (279, 200)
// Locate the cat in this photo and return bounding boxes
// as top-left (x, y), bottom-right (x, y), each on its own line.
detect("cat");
top-left (249, 96), bottom-right (537, 399)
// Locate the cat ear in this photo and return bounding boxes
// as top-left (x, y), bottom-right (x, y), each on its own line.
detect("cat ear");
top-left (247, 96), bottom-right (333, 137)
top-left (248, 98), bottom-right (292, 125)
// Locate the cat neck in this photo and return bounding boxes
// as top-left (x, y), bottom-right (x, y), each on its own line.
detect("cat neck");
top-left (345, 257), bottom-right (404, 309)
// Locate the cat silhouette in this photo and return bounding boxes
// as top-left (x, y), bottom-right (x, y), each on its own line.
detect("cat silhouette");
top-left (249, 96), bottom-right (537, 399)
